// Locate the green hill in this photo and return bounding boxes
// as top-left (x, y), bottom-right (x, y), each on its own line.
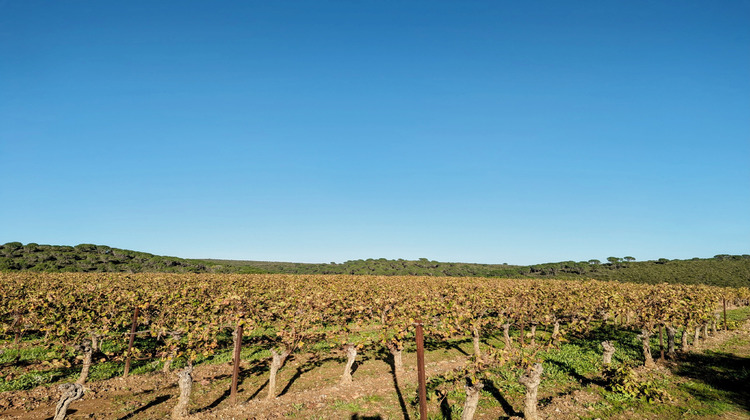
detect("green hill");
top-left (1, 242), bottom-right (748, 287)
top-left (0, 242), bottom-right (263, 274)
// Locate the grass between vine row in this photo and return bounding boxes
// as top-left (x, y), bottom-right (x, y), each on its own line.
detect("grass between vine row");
top-left (1, 307), bottom-right (749, 419)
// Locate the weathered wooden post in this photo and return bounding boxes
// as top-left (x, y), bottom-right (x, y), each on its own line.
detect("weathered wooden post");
top-left (123, 306), bottom-right (140, 377)
top-left (415, 321), bottom-right (427, 419)
top-left (230, 323), bottom-right (243, 405)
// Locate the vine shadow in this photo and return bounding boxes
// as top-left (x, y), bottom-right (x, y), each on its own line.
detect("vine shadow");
top-left (672, 350), bottom-right (750, 412)
top-left (482, 379), bottom-right (519, 418)
top-left (115, 394), bottom-right (171, 420)
top-left (199, 357), bottom-right (271, 411)
top-left (424, 337), bottom-right (470, 356)
top-left (376, 348), bottom-right (410, 420)
top-left (278, 354), bottom-right (331, 397)
top-left (545, 359), bottom-right (605, 387)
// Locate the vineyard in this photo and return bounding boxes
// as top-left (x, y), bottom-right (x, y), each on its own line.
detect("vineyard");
top-left (1, 273), bottom-right (750, 419)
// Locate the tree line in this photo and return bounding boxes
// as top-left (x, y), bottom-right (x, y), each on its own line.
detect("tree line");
top-left (0, 242), bottom-right (262, 274)
top-left (1, 242), bottom-right (748, 287)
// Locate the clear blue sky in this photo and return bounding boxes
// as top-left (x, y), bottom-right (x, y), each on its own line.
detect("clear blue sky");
top-left (1, 1), bottom-right (748, 265)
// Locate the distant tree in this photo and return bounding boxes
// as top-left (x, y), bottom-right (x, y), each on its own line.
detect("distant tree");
top-left (606, 257), bottom-right (622, 269)
top-left (588, 259), bottom-right (601, 265)
top-left (75, 244), bottom-right (97, 253)
top-left (24, 243), bottom-right (40, 253)
top-left (0, 257), bottom-right (19, 270)
top-left (2, 242), bottom-right (23, 257)
top-left (624, 256), bottom-right (635, 262)
top-left (96, 245), bottom-right (112, 254)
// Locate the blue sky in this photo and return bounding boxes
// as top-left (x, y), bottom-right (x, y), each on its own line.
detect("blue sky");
top-left (1, 1), bottom-right (748, 265)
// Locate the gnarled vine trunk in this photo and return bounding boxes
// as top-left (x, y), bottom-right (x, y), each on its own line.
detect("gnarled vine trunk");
top-left (163, 355), bottom-right (174, 373)
top-left (519, 363), bottom-right (543, 420)
top-left (471, 325), bottom-right (482, 359)
top-left (340, 344), bottom-right (357, 385)
top-left (681, 324), bottom-right (690, 350)
top-left (53, 383), bottom-right (84, 420)
top-left (551, 320), bottom-right (561, 346)
top-left (12, 314), bottom-right (22, 345)
top-left (694, 326), bottom-right (701, 344)
top-left (267, 348), bottom-right (291, 400)
top-left (639, 329), bottom-right (656, 369)
top-left (461, 378), bottom-right (484, 420)
top-left (89, 332), bottom-right (102, 354)
top-left (666, 326), bottom-right (677, 358)
top-left (386, 341), bottom-right (404, 383)
top-left (171, 364), bottom-right (193, 419)
top-left (601, 341), bottom-right (615, 366)
top-left (502, 323), bottom-right (512, 349)
top-left (74, 339), bottom-right (93, 385)
top-left (714, 312), bottom-right (721, 334)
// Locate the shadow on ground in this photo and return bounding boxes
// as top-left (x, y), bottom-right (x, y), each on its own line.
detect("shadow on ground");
top-left (672, 349), bottom-right (750, 413)
top-left (115, 394), bottom-right (172, 420)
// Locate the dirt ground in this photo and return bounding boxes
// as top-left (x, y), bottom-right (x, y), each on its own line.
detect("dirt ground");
top-left (2, 320), bottom-right (749, 420)
top-left (1, 346), bottom-right (470, 419)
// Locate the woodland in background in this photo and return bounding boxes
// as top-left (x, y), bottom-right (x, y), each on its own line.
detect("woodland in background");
top-left (1, 241), bottom-right (748, 287)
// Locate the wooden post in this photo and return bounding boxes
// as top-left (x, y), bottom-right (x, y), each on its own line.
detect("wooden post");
top-left (415, 322), bottom-right (427, 420)
top-left (231, 324), bottom-right (243, 405)
top-left (123, 306), bottom-right (140, 377)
